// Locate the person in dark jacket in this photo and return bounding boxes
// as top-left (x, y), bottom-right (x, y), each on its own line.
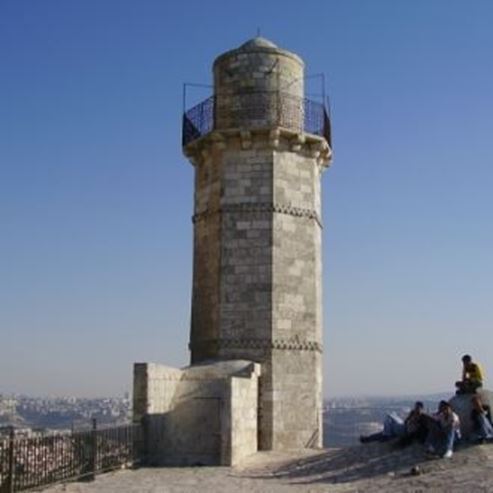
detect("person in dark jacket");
top-left (396, 401), bottom-right (428, 447)
top-left (360, 401), bottom-right (427, 445)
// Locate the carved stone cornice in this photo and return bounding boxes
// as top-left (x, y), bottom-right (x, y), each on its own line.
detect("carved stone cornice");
top-left (183, 127), bottom-right (332, 168)
top-left (192, 202), bottom-right (322, 228)
top-left (189, 337), bottom-right (322, 353)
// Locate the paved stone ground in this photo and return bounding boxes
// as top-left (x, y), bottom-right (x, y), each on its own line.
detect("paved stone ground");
top-left (44, 442), bottom-right (493, 492)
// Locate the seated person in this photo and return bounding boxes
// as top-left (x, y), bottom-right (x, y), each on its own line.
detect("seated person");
top-left (360, 401), bottom-right (427, 444)
top-left (455, 354), bottom-right (483, 394)
top-left (470, 395), bottom-right (493, 443)
top-left (424, 400), bottom-right (461, 459)
top-left (397, 401), bottom-right (428, 446)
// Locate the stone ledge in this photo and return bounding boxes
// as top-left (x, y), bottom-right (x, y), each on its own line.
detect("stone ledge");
top-left (184, 127), bottom-right (332, 168)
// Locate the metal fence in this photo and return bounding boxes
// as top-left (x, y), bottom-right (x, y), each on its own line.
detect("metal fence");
top-left (304, 97), bottom-right (331, 148)
top-left (182, 92), bottom-right (332, 148)
top-left (0, 422), bottom-right (142, 492)
top-left (182, 96), bottom-right (215, 147)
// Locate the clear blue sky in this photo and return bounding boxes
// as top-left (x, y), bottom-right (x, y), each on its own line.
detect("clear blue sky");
top-left (1, 0), bottom-right (492, 398)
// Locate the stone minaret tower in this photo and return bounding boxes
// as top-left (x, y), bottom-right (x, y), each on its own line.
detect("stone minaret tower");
top-left (183, 37), bottom-right (332, 450)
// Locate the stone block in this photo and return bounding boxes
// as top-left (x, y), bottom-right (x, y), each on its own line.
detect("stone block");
top-left (133, 360), bottom-right (260, 466)
top-left (450, 389), bottom-right (493, 438)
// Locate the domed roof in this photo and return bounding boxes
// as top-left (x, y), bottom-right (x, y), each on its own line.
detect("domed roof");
top-left (239, 37), bottom-right (278, 50)
top-left (213, 36), bottom-right (302, 68)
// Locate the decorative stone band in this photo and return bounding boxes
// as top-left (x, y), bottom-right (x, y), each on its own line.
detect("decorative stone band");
top-left (183, 128), bottom-right (332, 168)
top-left (193, 202), bottom-right (322, 228)
top-left (190, 338), bottom-right (322, 353)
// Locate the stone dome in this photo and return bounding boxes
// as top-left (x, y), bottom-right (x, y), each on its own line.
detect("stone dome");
top-left (238, 37), bottom-right (278, 50)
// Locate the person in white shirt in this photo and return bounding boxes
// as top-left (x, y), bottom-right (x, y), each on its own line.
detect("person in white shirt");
top-left (424, 400), bottom-right (461, 459)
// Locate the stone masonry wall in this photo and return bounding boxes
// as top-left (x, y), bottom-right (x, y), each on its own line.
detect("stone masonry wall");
top-left (190, 147), bottom-right (223, 361)
top-left (269, 350), bottom-right (323, 449)
top-left (219, 145), bottom-right (273, 345)
top-left (222, 368), bottom-right (261, 466)
top-left (188, 136), bottom-right (325, 450)
top-left (213, 41), bottom-right (304, 131)
top-left (133, 361), bottom-right (260, 466)
top-left (269, 150), bottom-right (322, 448)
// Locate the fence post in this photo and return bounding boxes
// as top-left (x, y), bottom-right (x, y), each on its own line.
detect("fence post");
top-left (89, 419), bottom-right (97, 481)
top-left (5, 427), bottom-right (15, 493)
top-left (140, 416), bottom-right (149, 466)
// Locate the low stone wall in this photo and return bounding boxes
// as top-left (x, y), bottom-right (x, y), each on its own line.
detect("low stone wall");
top-left (133, 360), bottom-right (261, 466)
top-left (225, 371), bottom-right (260, 465)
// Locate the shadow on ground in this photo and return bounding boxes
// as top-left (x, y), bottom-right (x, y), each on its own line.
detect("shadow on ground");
top-left (243, 442), bottom-right (453, 486)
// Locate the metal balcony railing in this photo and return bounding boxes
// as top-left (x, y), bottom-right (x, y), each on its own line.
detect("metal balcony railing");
top-left (182, 91), bottom-right (332, 148)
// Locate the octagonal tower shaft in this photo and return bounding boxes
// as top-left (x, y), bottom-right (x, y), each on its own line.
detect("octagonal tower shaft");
top-left (184, 37), bottom-right (331, 450)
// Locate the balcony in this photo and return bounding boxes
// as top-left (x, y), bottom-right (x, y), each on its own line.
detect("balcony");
top-left (182, 91), bottom-right (332, 148)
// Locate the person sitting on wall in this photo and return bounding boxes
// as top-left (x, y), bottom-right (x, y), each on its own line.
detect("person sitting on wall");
top-left (360, 401), bottom-right (427, 445)
top-left (470, 395), bottom-right (493, 443)
top-left (455, 354), bottom-right (484, 395)
top-left (424, 400), bottom-right (461, 459)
